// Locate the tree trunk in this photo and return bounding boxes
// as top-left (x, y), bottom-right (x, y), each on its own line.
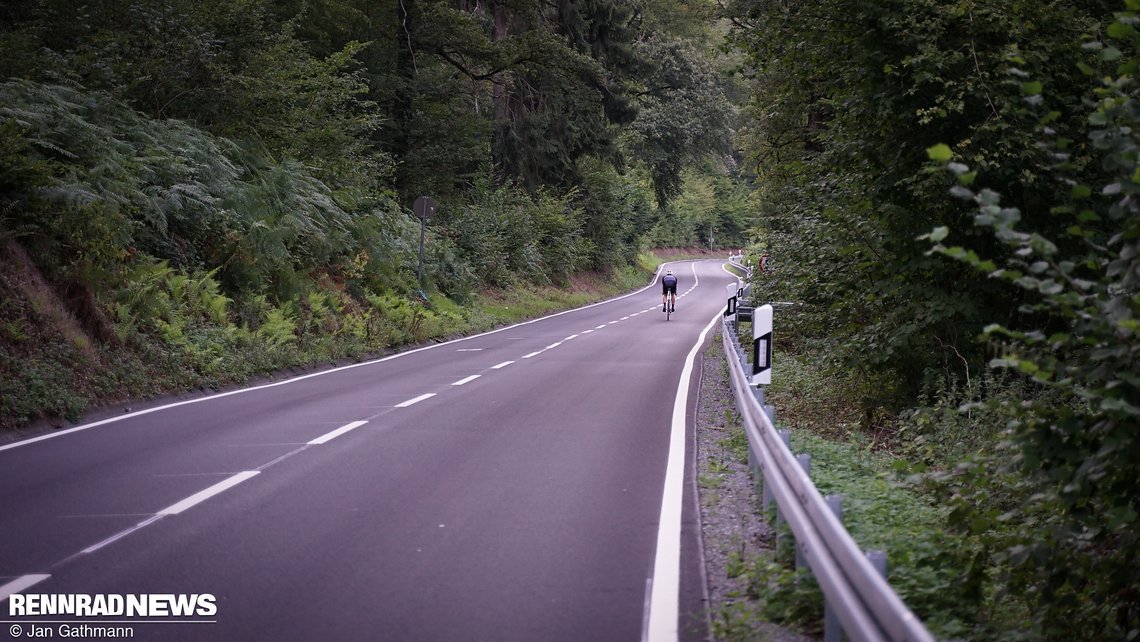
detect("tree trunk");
top-left (491, 0), bottom-right (510, 184)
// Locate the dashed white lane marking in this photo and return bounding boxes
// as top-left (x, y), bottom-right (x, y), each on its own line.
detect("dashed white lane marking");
top-left (0, 574), bottom-right (51, 603)
top-left (596, 325), bottom-right (607, 329)
top-left (522, 351), bottom-right (543, 359)
top-left (81, 515), bottom-right (163, 554)
top-left (546, 342), bottom-right (562, 349)
top-left (492, 361), bottom-right (514, 369)
top-left (564, 334), bottom-right (579, 340)
top-left (609, 321), bottom-right (620, 325)
top-left (396, 393), bottom-right (436, 407)
top-left (309, 420), bottom-right (369, 445)
top-left (621, 316), bottom-right (630, 320)
top-left (582, 330), bottom-right (594, 334)
top-left (456, 348), bottom-right (484, 352)
top-left (452, 375), bottom-right (481, 386)
top-left (159, 471), bottom-right (261, 515)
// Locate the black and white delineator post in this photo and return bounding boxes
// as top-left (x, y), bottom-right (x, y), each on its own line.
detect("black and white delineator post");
top-left (724, 282), bottom-right (739, 317)
top-left (751, 304), bottom-right (773, 386)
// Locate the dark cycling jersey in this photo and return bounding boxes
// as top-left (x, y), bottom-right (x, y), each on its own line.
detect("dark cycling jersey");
top-left (662, 274), bottom-right (678, 294)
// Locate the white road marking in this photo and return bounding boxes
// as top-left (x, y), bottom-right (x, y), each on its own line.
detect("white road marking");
top-left (451, 375), bottom-right (481, 386)
top-left (522, 351), bottom-right (543, 359)
top-left (492, 361), bottom-right (514, 369)
top-left (546, 342), bottom-right (562, 349)
top-left (0, 275), bottom-right (666, 453)
top-left (582, 330), bottom-right (594, 334)
top-left (158, 471), bottom-right (260, 515)
top-left (456, 348), bottom-right (484, 352)
top-left (564, 334), bottom-right (579, 341)
top-left (308, 420), bottom-right (368, 445)
top-left (596, 325), bottom-right (607, 329)
top-left (645, 310), bottom-right (722, 642)
top-left (0, 574), bottom-right (51, 603)
top-left (396, 393), bottom-right (436, 408)
top-left (81, 515), bottom-right (163, 554)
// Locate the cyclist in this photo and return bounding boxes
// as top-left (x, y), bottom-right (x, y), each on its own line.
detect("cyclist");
top-left (662, 269), bottom-right (677, 313)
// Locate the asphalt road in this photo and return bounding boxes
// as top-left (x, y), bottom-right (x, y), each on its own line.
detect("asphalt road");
top-left (0, 260), bottom-right (740, 642)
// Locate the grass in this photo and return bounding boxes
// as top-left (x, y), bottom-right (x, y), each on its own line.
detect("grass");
top-left (717, 321), bottom-right (1011, 640)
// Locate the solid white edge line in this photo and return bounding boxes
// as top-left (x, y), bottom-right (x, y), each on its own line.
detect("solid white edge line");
top-left (157, 471), bottom-right (260, 516)
top-left (491, 361), bottom-right (514, 369)
top-left (645, 309), bottom-right (722, 642)
top-left (451, 375), bottom-right (481, 386)
top-left (0, 262), bottom-right (708, 453)
top-left (395, 393), bottom-right (436, 408)
top-left (0, 574), bottom-right (51, 603)
top-left (308, 420), bottom-right (369, 445)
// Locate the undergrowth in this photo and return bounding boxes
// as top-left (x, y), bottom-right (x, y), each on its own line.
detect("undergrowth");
top-left (717, 320), bottom-right (1036, 640)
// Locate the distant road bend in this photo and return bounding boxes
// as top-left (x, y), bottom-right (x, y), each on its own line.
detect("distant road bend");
top-left (0, 259), bottom-right (739, 642)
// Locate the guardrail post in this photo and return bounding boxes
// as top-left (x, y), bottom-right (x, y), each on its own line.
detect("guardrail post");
top-left (866, 550), bottom-right (888, 579)
top-left (752, 387), bottom-right (765, 406)
top-left (824, 496), bottom-right (844, 642)
top-left (761, 468), bottom-right (772, 510)
top-left (794, 454), bottom-right (811, 570)
top-left (773, 429), bottom-right (792, 559)
top-left (765, 405), bottom-right (776, 424)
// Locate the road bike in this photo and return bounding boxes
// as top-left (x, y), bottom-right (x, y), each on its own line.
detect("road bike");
top-left (664, 293), bottom-right (675, 321)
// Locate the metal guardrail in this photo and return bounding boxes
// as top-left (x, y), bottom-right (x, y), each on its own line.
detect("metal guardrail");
top-left (727, 253), bottom-right (749, 276)
top-left (721, 318), bottom-right (934, 642)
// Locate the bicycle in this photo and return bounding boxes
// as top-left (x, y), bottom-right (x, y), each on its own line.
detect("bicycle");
top-left (664, 291), bottom-right (676, 321)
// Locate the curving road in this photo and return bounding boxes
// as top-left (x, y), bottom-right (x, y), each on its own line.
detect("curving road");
top-left (0, 259), bottom-right (740, 642)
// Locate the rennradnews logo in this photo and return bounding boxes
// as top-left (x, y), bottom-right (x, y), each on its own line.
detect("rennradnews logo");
top-left (9, 594), bottom-right (216, 617)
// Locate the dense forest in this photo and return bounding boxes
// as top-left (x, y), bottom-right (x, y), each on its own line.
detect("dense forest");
top-left (2, 0), bottom-right (1139, 639)
top-left (0, 0), bottom-right (748, 428)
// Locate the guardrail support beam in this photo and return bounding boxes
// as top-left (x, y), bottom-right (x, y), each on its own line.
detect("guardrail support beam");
top-left (794, 454), bottom-right (812, 570)
top-left (824, 495), bottom-right (844, 642)
top-left (866, 550), bottom-right (888, 579)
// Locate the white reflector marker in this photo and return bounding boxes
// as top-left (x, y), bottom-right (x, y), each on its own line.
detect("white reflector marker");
top-left (158, 471), bottom-right (260, 515)
top-left (309, 420), bottom-right (368, 445)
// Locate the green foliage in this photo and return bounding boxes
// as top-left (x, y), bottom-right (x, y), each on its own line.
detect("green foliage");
top-left (624, 35), bottom-right (734, 208)
top-left (648, 168), bottom-right (750, 248)
top-left (576, 157), bottom-right (655, 269)
top-left (920, 10), bottom-right (1140, 636)
top-left (439, 180), bottom-right (588, 288)
top-left (726, 0), bottom-right (1116, 413)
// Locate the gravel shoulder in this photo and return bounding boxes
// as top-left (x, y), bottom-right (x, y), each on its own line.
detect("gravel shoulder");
top-left (695, 329), bottom-right (816, 641)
